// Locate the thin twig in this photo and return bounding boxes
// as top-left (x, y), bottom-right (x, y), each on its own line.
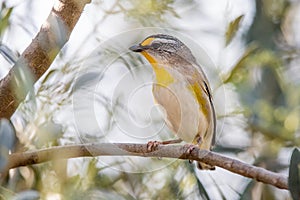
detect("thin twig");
top-left (4, 143), bottom-right (288, 190)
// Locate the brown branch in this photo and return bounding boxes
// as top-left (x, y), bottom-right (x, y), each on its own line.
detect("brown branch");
top-left (4, 143), bottom-right (288, 190)
top-left (0, 0), bottom-right (91, 119)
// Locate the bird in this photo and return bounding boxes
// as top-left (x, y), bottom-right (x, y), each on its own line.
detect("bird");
top-left (129, 34), bottom-right (216, 170)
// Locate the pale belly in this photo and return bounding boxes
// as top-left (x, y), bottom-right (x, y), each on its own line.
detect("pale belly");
top-left (153, 82), bottom-right (208, 143)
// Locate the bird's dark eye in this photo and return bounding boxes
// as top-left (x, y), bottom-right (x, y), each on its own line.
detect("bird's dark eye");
top-left (151, 42), bottom-right (162, 49)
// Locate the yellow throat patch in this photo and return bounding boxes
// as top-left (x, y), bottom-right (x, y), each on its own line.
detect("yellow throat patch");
top-left (139, 37), bottom-right (174, 85)
top-left (141, 51), bottom-right (174, 86)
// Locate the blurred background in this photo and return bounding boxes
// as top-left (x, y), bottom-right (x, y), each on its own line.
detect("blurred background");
top-left (0, 0), bottom-right (299, 199)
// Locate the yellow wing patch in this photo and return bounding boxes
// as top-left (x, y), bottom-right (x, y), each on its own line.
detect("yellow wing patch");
top-left (141, 37), bottom-right (155, 46)
top-left (188, 83), bottom-right (209, 117)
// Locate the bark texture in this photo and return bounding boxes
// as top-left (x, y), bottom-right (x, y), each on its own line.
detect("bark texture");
top-left (0, 0), bottom-right (91, 119)
top-left (4, 143), bottom-right (288, 190)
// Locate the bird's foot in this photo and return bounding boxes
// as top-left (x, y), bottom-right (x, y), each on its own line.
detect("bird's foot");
top-left (147, 141), bottom-right (161, 152)
top-left (183, 144), bottom-right (197, 164)
top-left (147, 139), bottom-right (182, 152)
top-left (184, 144), bottom-right (197, 154)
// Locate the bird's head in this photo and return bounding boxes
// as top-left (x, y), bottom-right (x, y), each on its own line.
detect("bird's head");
top-left (129, 34), bottom-right (196, 65)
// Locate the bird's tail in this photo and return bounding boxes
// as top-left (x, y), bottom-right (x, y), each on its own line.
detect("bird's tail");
top-left (196, 128), bottom-right (215, 170)
top-left (196, 142), bottom-right (215, 170)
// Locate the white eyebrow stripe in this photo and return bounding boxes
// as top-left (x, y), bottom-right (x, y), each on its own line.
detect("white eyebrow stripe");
top-left (153, 38), bottom-right (177, 44)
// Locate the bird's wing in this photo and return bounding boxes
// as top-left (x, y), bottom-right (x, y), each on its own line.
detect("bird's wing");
top-left (192, 64), bottom-right (216, 146)
top-left (202, 80), bottom-right (216, 146)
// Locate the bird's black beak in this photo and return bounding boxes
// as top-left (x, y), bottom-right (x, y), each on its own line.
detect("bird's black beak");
top-left (129, 44), bottom-right (147, 52)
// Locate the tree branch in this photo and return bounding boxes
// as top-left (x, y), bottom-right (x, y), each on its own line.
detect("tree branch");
top-left (4, 143), bottom-right (288, 190)
top-left (0, 0), bottom-right (91, 119)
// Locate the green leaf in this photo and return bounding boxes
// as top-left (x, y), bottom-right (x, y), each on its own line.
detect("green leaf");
top-left (41, 69), bottom-right (59, 84)
top-left (288, 148), bottom-right (300, 200)
top-left (0, 3), bottom-right (13, 37)
top-left (0, 118), bottom-right (16, 171)
top-left (222, 44), bottom-right (258, 84)
top-left (225, 15), bottom-right (244, 46)
top-left (11, 60), bottom-right (35, 102)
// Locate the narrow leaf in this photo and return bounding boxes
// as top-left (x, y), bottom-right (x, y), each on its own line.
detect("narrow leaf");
top-left (0, 4), bottom-right (13, 36)
top-left (41, 69), bottom-right (58, 84)
top-left (222, 44), bottom-right (258, 84)
top-left (0, 118), bottom-right (16, 171)
top-left (288, 148), bottom-right (300, 200)
top-left (225, 15), bottom-right (244, 46)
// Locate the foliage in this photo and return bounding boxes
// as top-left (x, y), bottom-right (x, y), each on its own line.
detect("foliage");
top-left (225, 15), bottom-right (244, 46)
top-left (289, 148), bottom-right (300, 200)
top-left (0, 2), bottom-right (12, 38)
top-left (0, 119), bottom-right (15, 171)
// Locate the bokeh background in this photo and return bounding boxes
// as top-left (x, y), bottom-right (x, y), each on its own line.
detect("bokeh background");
top-left (0, 0), bottom-right (299, 199)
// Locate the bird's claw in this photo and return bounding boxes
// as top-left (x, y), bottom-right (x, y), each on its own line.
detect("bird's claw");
top-left (184, 144), bottom-right (197, 165)
top-left (147, 141), bottom-right (161, 152)
top-left (184, 144), bottom-right (196, 154)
